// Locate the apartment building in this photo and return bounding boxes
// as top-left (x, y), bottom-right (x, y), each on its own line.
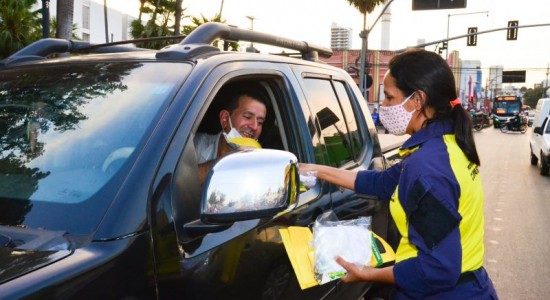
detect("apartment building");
top-left (35, 0), bottom-right (135, 43)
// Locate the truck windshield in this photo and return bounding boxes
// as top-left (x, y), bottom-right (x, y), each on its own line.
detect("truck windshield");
top-left (0, 62), bottom-right (190, 234)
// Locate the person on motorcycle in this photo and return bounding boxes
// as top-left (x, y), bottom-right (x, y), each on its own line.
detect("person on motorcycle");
top-left (511, 112), bottom-right (522, 126)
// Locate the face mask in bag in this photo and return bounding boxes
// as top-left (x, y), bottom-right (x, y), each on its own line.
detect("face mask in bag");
top-left (379, 93), bottom-right (415, 136)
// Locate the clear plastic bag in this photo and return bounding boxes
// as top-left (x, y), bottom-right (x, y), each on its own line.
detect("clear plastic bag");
top-left (312, 211), bottom-right (372, 284)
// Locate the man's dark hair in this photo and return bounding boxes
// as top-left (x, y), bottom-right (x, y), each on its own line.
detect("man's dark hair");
top-left (220, 82), bottom-right (268, 113)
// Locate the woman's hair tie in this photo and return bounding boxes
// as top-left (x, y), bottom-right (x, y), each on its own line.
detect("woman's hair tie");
top-left (450, 98), bottom-right (462, 109)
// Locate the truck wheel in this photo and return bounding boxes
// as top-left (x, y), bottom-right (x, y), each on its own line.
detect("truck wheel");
top-left (540, 154), bottom-right (550, 176)
top-left (531, 150), bottom-right (538, 165)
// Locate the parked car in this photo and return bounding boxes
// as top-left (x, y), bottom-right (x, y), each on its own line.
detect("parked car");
top-left (0, 23), bottom-right (398, 299)
top-left (530, 99), bottom-right (550, 175)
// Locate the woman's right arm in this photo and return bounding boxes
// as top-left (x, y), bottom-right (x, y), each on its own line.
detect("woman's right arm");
top-left (298, 163), bottom-right (358, 191)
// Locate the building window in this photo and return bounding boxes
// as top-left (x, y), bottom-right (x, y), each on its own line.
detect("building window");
top-left (82, 4), bottom-right (90, 30)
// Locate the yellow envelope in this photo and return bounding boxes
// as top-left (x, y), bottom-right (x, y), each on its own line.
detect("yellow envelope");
top-left (279, 226), bottom-right (318, 290)
top-left (280, 226), bottom-right (396, 290)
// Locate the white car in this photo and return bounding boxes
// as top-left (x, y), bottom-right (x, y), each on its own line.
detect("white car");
top-left (530, 116), bottom-right (550, 175)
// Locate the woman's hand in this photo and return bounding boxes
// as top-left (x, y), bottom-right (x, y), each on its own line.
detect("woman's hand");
top-left (336, 256), bottom-right (372, 283)
top-left (298, 163), bottom-right (317, 174)
top-left (336, 256), bottom-right (395, 284)
top-left (298, 163), bottom-right (357, 191)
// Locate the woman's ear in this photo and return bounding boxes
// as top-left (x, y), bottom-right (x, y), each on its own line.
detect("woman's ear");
top-left (414, 91), bottom-right (427, 109)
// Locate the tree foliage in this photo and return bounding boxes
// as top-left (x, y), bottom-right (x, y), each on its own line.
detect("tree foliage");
top-left (130, 0), bottom-right (238, 51)
top-left (130, 0), bottom-right (187, 49)
top-left (0, 0), bottom-right (42, 58)
top-left (522, 86), bottom-right (547, 108)
top-left (183, 14), bottom-right (238, 51)
top-left (346, 0), bottom-right (387, 29)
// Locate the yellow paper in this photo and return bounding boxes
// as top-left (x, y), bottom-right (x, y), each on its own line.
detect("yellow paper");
top-left (279, 227), bottom-right (318, 290)
top-left (280, 226), bottom-right (396, 290)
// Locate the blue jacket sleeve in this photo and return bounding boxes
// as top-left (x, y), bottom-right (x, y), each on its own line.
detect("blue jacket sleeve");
top-left (354, 162), bottom-right (401, 200)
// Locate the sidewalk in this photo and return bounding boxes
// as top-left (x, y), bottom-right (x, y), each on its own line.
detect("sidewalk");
top-left (378, 132), bottom-right (409, 153)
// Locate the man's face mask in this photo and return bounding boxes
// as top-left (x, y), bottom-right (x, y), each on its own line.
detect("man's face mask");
top-left (223, 116), bottom-right (262, 149)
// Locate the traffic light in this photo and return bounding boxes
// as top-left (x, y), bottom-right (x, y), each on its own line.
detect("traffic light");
top-left (507, 20), bottom-right (518, 40)
top-left (467, 27), bottom-right (477, 46)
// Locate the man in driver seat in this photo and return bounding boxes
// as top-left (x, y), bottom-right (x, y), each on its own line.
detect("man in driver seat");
top-left (194, 84), bottom-right (268, 183)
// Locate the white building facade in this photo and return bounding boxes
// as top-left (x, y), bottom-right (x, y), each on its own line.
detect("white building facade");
top-left (34, 0), bottom-right (135, 44)
top-left (330, 23), bottom-right (352, 50)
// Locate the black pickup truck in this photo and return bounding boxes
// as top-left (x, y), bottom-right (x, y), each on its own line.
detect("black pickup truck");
top-left (0, 22), bottom-right (398, 299)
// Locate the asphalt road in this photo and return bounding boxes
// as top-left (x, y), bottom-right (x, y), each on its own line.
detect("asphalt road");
top-left (475, 126), bottom-right (550, 299)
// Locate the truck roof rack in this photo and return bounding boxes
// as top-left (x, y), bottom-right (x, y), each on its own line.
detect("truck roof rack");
top-left (0, 38), bottom-right (153, 67)
top-left (157, 22), bottom-right (333, 62)
top-left (0, 22), bottom-right (333, 67)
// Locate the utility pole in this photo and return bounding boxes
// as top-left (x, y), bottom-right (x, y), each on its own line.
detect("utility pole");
top-left (544, 63), bottom-right (549, 98)
top-left (104, 0), bottom-right (109, 43)
top-left (359, 0), bottom-right (394, 100)
top-left (245, 16), bottom-right (257, 52)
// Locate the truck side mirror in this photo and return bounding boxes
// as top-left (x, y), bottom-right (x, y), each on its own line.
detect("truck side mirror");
top-left (201, 149), bottom-right (299, 223)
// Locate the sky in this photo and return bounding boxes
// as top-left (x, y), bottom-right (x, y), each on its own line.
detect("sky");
top-left (100, 0), bottom-right (550, 87)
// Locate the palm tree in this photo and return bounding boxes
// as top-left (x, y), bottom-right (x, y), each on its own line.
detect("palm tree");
top-left (56, 0), bottom-right (74, 40)
top-left (0, 0), bottom-right (42, 58)
top-left (183, 14), bottom-right (238, 51)
top-left (345, 0), bottom-right (386, 98)
top-left (346, 0), bottom-right (386, 33)
top-left (174, 0), bottom-right (183, 35)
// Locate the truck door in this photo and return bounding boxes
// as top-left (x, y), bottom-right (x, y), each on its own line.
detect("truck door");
top-left (290, 66), bottom-right (391, 299)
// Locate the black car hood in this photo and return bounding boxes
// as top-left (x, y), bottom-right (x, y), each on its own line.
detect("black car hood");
top-left (0, 247), bottom-right (72, 284)
top-left (0, 226), bottom-right (73, 284)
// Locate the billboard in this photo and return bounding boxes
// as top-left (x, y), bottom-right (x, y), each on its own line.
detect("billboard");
top-left (502, 71), bottom-right (526, 83)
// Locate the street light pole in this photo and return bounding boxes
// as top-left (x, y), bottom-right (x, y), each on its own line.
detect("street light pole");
top-left (359, 0), bottom-right (394, 100)
top-left (246, 16), bottom-right (256, 51)
top-left (446, 10), bottom-right (489, 60)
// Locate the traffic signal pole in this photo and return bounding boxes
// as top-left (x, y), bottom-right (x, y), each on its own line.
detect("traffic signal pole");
top-left (446, 10), bottom-right (489, 60)
top-left (397, 23), bottom-right (550, 53)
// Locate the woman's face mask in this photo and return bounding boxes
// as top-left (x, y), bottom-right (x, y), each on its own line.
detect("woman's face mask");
top-left (379, 93), bottom-right (415, 136)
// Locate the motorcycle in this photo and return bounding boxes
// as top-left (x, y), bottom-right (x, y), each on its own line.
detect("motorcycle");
top-left (491, 114), bottom-right (501, 128)
top-left (500, 115), bottom-right (527, 133)
top-left (472, 112), bottom-right (491, 131)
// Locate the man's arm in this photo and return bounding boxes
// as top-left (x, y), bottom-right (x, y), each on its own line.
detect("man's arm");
top-left (198, 159), bottom-right (217, 184)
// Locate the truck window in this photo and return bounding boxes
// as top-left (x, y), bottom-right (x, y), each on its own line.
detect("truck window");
top-left (172, 76), bottom-right (288, 246)
top-left (302, 77), bottom-right (362, 167)
top-left (544, 118), bottom-right (550, 133)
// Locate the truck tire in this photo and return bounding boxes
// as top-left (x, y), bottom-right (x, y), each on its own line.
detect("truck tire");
top-left (540, 154), bottom-right (550, 176)
top-left (531, 150), bottom-right (538, 165)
